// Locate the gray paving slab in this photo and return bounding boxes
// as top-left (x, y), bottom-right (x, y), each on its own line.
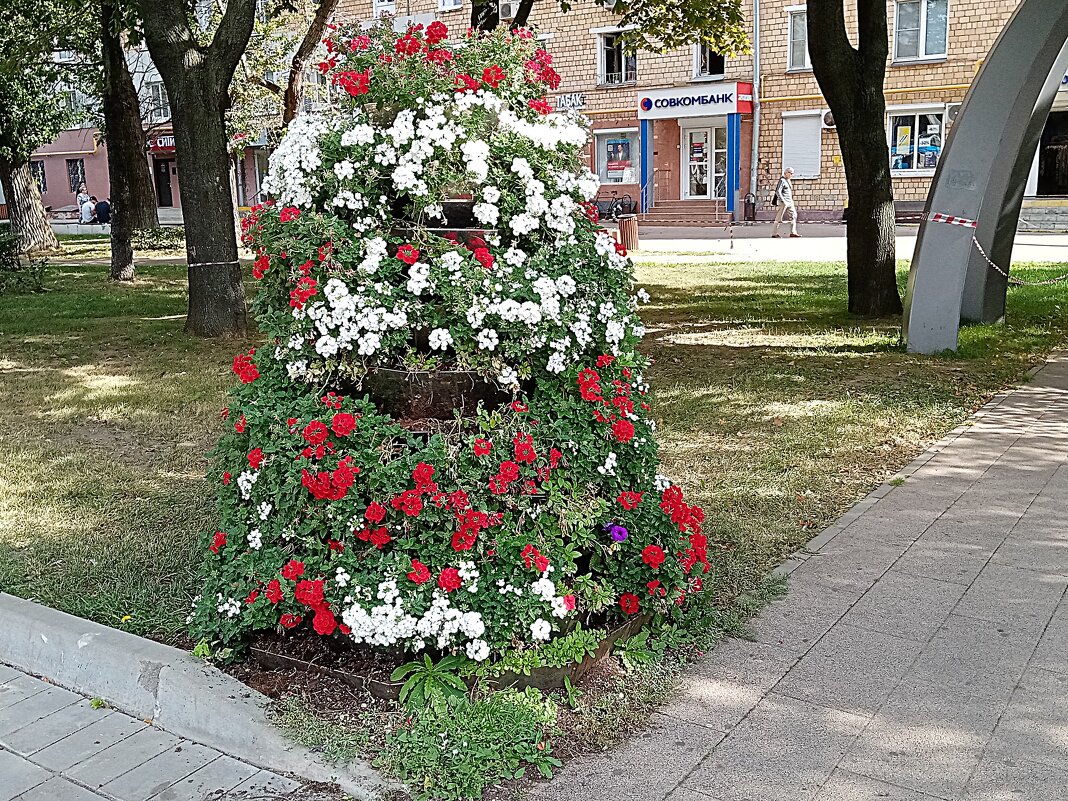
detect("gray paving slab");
top-left (31, 712), bottom-right (149, 772)
top-left (838, 572), bottom-right (967, 644)
top-left (226, 770), bottom-right (303, 797)
top-left (812, 769), bottom-right (949, 801)
top-left (984, 666), bottom-right (1068, 772)
top-left (953, 563), bottom-right (1068, 636)
top-left (1029, 601), bottom-right (1068, 676)
top-left (98, 741), bottom-right (219, 801)
top-left (2, 698), bottom-right (113, 756)
top-left (0, 684), bottom-right (81, 737)
top-left (144, 754), bottom-right (258, 801)
top-left (66, 726), bottom-right (183, 789)
top-left (12, 776), bottom-right (108, 801)
top-left (0, 748), bottom-right (50, 800)
top-left (959, 752), bottom-right (1068, 801)
top-left (0, 675), bottom-right (48, 712)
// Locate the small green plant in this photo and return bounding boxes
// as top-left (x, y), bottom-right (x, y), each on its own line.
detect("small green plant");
top-left (391, 654), bottom-right (469, 712)
top-left (90, 697), bottom-right (107, 710)
top-left (483, 625), bottom-right (604, 678)
top-left (132, 225), bottom-right (185, 252)
top-left (561, 675), bottom-right (583, 710)
top-left (889, 476), bottom-right (907, 486)
top-left (0, 230), bottom-right (46, 295)
top-left (614, 629), bottom-right (657, 673)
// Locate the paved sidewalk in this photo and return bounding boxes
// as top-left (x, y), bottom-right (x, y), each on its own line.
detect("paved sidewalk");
top-left (533, 354), bottom-right (1068, 801)
top-left (0, 665), bottom-right (309, 801)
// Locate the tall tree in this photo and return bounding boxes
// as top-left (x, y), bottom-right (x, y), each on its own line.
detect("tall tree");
top-left (0, 73), bottom-right (68, 254)
top-left (807, 0), bottom-right (901, 315)
top-left (282, 0), bottom-right (339, 125)
top-left (141, 0), bottom-right (255, 336)
top-left (100, 0), bottom-right (159, 281)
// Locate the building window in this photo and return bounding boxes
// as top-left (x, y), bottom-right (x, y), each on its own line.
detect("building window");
top-left (889, 110), bottom-right (944, 172)
top-left (594, 130), bottom-right (640, 184)
top-left (694, 44), bottom-right (725, 79)
top-left (146, 81), bottom-right (171, 123)
top-left (787, 9), bottom-right (810, 71)
top-left (438, 0), bottom-right (461, 9)
top-left (30, 161), bottom-right (46, 194)
top-left (895, 0), bottom-right (948, 61)
top-left (372, 0), bottom-right (395, 16)
top-left (781, 112), bottom-right (822, 179)
top-left (66, 159), bottom-right (86, 193)
top-left (598, 32), bottom-right (637, 86)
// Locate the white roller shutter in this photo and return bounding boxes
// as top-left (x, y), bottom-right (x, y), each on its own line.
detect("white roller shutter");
top-left (781, 113), bottom-right (823, 179)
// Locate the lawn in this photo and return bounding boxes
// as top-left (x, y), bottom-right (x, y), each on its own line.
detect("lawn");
top-left (1, 257), bottom-right (1067, 645)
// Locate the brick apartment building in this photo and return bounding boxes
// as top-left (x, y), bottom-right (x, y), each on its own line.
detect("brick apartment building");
top-left (339, 0), bottom-right (1068, 228)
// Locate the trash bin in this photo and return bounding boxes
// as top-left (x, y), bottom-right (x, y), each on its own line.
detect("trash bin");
top-left (617, 214), bottom-right (639, 252)
top-left (743, 193), bottom-right (756, 222)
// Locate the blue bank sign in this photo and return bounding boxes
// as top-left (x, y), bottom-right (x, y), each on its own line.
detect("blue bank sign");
top-left (636, 83), bottom-right (752, 120)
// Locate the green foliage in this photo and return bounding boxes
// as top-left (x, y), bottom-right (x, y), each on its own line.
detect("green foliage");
top-left (272, 697), bottom-right (370, 764)
top-left (560, 675), bottom-right (583, 709)
top-left (132, 226), bottom-right (186, 252)
top-left (391, 654), bottom-right (470, 712)
top-left (483, 624), bottom-right (604, 678)
top-left (614, 628), bottom-right (656, 672)
top-left (582, 0), bottom-right (751, 55)
top-left (380, 689), bottom-right (561, 800)
top-left (0, 230), bottom-right (45, 294)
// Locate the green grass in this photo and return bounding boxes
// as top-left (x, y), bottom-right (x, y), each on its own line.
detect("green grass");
top-left (0, 257), bottom-right (1066, 645)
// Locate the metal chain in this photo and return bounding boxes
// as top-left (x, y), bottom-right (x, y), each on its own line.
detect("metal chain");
top-left (971, 236), bottom-right (1068, 286)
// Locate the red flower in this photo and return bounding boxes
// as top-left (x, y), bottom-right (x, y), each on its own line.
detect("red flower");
top-left (642, 545), bottom-right (666, 569)
top-left (294, 579), bottom-right (326, 608)
top-left (252, 254), bottom-right (269, 280)
top-left (245, 589), bottom-right (259, 606)
top-left (234, 414), bottom-right (247, 433)
top-left (513, 432), bottom-right (536, 464)
top-left (511, 401), bottom-right (528, 412)
top-left (369, 527), bottom-right (391, 549)
top-left (438, 567), bottom-right (462, 592)
top-left (351, 34), bottom-right (371, 50)
top-left (331, 412), bottom-right (356, 437)
top-left (247, 448), bottom-right (265, 470)
top-left (597, 354), bottom-right (616, 367)
top-left (365, 501), bottom-right (387, 524)
top-left (407, 559), bottom-right (431, 584)
top-left (612, 418), bottom-right (636, 443)
top-left (266, 579), bottom-right (283, 604)
top-left (413, 462), bottom-right (436, 488)
top-left (302, 420), bottom-right (329, 445)
top-left (232, 350), bottom-right (259, 383)
top-left (534, 554), bottom-right (549, 572)
top-left (396, 244), bottom-right (420, 265)
top-left (280, 613), bottom-right (302, 629)
top-left (328, 540), bottom-right (345, 552)
top-left (449, 489), bottom-right (469, 510)
top-left (482, 65), bottom-right (506, 88)
top-left (451, 530), bottom-right (477, 551)
top-left (473, 246), bottom-right (495, 269)
top-left (426, 20), bottom-right (448, 44)
top-left (455, 73), bottom-right (480, 92)
top-left (528, 97), bottom-right (552, 114)
top-left (222, 471), bottom-right (231, 485)
top-left (333, 69), bottom-right (371, 97)
top-left (619, 593), bottom-right (640, 615)
top-left (549, 448), bottom-right (562, 469)
top-left (391, 489), bottom-right (423, 517)
top-left (563, 594), bottom-right (576, 611)
top-left (394, 33), bottom-right (422, 56)
top-left (313, 605), bottom-right (337, 636)
top-left (279, 207), bottom-right (301, 223)
top-left (618, 491), bottom-right (644, 510)
top-left (473, 438), bottom-right (492, 456)
top-left (209, 531), bottom-right (227, 554)
top-left (281, 559), bottom-right (305, 580)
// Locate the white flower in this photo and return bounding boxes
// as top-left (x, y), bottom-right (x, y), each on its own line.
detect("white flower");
top-left (498, 366), bottom-right (519, 387)
top-left (341, 124), bottom-right (374, 146)
top-left (530, 618), bottom-right (551, 641)
top-left (551, 596), bottom-right (572, 619)
top-left (429, 328), bottom-right (453, 351)
top-left (237, 470), bottom-right (259, 500)
top-left (532, 578), bottom-right (556, 602)
top-left (477, 328), bottom-right (499, 350)
top-left (247, 528), bottom-right (262, 550)
top-left (336, 568), bottom-right (351, 588)
top-left (473, 202), bottom-right (499, 226)
top-left (257, 502), bottom-right (272, 521)
top-left (466, 639), bottom-right (491, 661)
top-left (636, 287), bottom-right (651, 304)
top-left (333, 160), bottom-right (355, 180)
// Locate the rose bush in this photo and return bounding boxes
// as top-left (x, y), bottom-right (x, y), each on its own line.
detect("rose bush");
top-left (190, 21), bottom-right (708, 664)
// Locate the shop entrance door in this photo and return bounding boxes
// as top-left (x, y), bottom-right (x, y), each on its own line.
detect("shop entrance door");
top-left (683, 127), bottom-right (728, 199)
top-left (155, 158), bottom-right (174, 207)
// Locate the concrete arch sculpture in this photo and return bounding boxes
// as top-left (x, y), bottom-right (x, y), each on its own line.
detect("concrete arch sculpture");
top-left (903, 0), bottom-right (1068, 354)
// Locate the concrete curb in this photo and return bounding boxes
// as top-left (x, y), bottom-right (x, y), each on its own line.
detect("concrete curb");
top-left (0, 593), bottom-right (388, 799)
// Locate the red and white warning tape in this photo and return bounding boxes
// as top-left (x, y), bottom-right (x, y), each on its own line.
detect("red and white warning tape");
top-left (928, 212), bottom-right (978, 228)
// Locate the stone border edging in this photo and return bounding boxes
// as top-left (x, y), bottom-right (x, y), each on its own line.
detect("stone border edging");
top-left (0, 592), bottom-right (388, 799)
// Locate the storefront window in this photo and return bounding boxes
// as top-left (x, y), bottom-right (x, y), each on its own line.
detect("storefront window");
top-left (595, 131), bottom-right (639, 184)
top-left (889, 111), bottom-right (944, 172)
top-left (599, 33), bottom-right (637, 86)
top-left (788, 10), bottom-right (810, 71)
top-left (895, 0), bottom-right (948, 60)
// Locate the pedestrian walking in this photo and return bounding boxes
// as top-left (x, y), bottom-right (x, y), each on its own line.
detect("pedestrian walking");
top-left (771, 167), bottom-right (801, 238)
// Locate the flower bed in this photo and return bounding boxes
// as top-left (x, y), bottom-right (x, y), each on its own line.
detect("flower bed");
top-left (190, 21), bottom-right (708, 670)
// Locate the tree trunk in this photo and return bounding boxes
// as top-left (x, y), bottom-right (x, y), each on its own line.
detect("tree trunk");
top-left (807, 0), bottom-right (902, 317)
top-left (0, 157), bottom-right (60, 254)
top-left (100, 0), bottom-right (156, 281)
top-left (171, 83), bottom-right (247, 336)
top-left (471, 1), bottom-right (499, 31)
top-left (839, 99), bottom-right (901, 316)
top-left (282, 0), bottom-right (340, 126)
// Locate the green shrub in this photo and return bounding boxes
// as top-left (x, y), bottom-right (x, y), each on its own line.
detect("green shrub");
top-left (0, 230), bottom-right (45, 295)
top-left (132, 225), bottom-right (185, 251)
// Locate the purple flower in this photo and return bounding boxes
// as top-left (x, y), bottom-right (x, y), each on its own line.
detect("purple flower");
top-left (607, 524), bottom-right (629, 543)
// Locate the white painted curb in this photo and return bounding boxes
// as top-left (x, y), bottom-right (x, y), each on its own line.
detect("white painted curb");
top-left (0, 592), bottom-right (388, 799)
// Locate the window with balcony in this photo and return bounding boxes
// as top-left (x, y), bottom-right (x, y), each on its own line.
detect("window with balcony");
top-left (894, 0), bottom-right (949, 61)
top-left (694, 44), bottom-right (725, 79)
top-left (598, 31), bottom-right (636, 86)
top-left (787, 8), bottom-right (810, 71)
top-left (146, 81), bottom-right (171, 123)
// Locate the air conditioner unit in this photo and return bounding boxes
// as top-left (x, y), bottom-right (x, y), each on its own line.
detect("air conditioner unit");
top-left (946, 103), bottom-right (962, 124)
top-left (821, 110), bottom-right (836, 129)
top-left (498, 0), bottom-right (517, 19)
